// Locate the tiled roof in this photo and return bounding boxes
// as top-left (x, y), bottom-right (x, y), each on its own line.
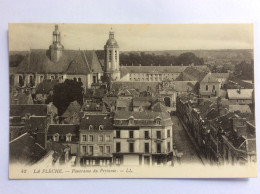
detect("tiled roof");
top-left (10, 104), bottom-right (48, 116)
top-left (79, 114), bottom-right (113, 131)
top-left (9, 133), bottom-right (46, 164)
top-left (36, 79), bottom-right (59, 94)
top-left (48, 124), bottom-right (79, 136)
top-left (227, 89), bottom-right (253, 100)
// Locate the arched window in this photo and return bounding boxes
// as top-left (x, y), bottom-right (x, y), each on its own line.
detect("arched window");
top-left (99, 125), bottom-right (104, 130)
top-left (78, 77), bottom-right (81, 82)
top-left (128, 117), bottom-right (134, 125)
top-left (89, 125), bottom-right (93, 130)
top-left (73, 77), bottom-right (77, 81)
top-left (18, 75), bottom-right (23, 85)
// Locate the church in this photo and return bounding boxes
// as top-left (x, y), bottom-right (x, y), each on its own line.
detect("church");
top-left (10, 24), bottom-right (121, 92)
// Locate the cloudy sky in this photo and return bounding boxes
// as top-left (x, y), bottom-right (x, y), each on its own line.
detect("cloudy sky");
top-left (9, 23), bottom-right (253, 51)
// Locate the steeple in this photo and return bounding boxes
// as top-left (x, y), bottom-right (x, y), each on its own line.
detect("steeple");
top-left (104, 29), bottom-right (120, 81)
top-left (49, 24), bottom-right (64, 62)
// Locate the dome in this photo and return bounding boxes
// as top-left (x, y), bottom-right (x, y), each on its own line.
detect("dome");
top-left (106, 39), bottom-right (118, 46)
top-left (105, 31), bottom-right (119, 47)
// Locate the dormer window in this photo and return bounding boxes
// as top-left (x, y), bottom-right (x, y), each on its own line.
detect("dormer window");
top-left (53, 133), bottom-right (60, 142)
top-left (128, 117), bottom-right (134, 125)
top-left (99, 125), bottom-right (104, 130)
top-left (66, 133), bottom-right (72, 142)
top-left (89, 125), bottom-right (93, 130)
top-left (155, 118), bottom-right (161, 125)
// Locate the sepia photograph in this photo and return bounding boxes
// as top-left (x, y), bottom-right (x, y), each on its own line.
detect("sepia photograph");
top-left (8, 23), bottom-right (256, 179)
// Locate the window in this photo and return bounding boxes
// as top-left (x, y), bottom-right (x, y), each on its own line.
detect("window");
top-left (99, 146), bottom-right (104, 154)
top-left (145, 131), bottom-right (149, 139)
top-left (129, 143), bottom-right (134, 153)
top-left (51, 76), bottom-right (55, 80)
top-left (78, 77), bottom-right (81, 82)
top-left (116, 142), bottom-right (121, 152)
top-left (206, 85), bottom-right (208, 91)
top-left (156, 119), bottom-right (161, 125)
top-left (89, 125), bottom-right (93, 130)
top-left (39, 75), bottom-right (44, 83)
top-left (167, 130), bottom-right (170, 138)
top-left (116, 131), bottom-right (120, 138)
top-left (106, 146), bottom-right (110, 154)
top-left (167, 142), bottom-right (171, 152)
top-left (105, 135), bottom-right (111, 142)
top-left (129, 131), bottom-right (134, 138)
top-left (99, 125), bottom-right (104, 130)
top-left (19, 75), bottom-right (23, 85)
top-left (82, 135), bottom-right (87, 141)
top-left (129, 118), bottom-right (134, 125)
top-left (89, 135), bottom-right (94, 142)
top-left (157, 143), bottom-right (161, 153)
top-left (93, 76), bottom-right (96, 83)
top-left (156, 131), bottom-right (161, 139)
top-left (98, 135), bottom-right (104, 142)
top-left (213, 85), bottom-right (215, 90)
top-left (53, 134), bottom-right (59, 142)
top-left (82, 146), bottom-right (87, 153)
top-left (145, 143), bottom-right (149, 153)
top-left (66, 134), bottom-right (72, 142)
top-left (89, 146), bottom-right (94, 154)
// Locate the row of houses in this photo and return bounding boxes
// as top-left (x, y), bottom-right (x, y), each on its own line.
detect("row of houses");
top-left (9, 100), bottom-right (174, 167)
top-left (176, 93), bottom-right (256, 165)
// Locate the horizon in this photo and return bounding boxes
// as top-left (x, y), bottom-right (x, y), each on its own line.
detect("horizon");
top-left (9, 24), bottom-right (253, 51)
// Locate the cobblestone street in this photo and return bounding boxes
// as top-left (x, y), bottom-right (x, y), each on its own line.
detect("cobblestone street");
top-left (171, 116), bottom-right (204, 165)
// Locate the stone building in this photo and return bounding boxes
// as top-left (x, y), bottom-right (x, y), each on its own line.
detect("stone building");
top-left (113, 107), bottom-right (173, 166)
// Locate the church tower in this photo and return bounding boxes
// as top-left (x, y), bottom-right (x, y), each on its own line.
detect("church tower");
top-left (104, 30), bottom-right (120, 80)
top-left (49, 24), bottom-right (64, 62)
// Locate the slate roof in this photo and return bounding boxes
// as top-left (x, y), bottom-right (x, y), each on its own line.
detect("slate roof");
top-left (10, 93), bottom-right (34, 105)
top-left (227, 89), bottom-right (253, 100)
top-left (48, 124), bottom-right (79, 136)
top-left (212, 73), bottom-right (229, 79)
top-left (120, 66), bottom-right (188, 75)
top-left (79, 114), bottom-right (113, 131)
top-left (116, 99), bottom-right (132, 108)
top-left (114, 111), bottom-right (173, 126)
top-left (36, 79), bottom-right (59, 94)
top-left (133, 98), bottom-right (151, 107)
top-left (9, 133), bottom-right (46, 164)
top-left (200, 73), bottom-right (220, 83)
top-left (228, 105), bottom-right (252, 113)
top-left (10, 104), bottom-right (48, 116)
top-left (151, 101), bottom-right (168, 112)
top-left (175, 66), bottom-right (209, 82)
top-left (61, 100), bottom-right (82, 118)
top-left (14, 49), bottom-right (103, 75)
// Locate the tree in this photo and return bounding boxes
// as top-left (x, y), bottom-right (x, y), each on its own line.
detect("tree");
top-left (52, 79), bottom-right (83, 115)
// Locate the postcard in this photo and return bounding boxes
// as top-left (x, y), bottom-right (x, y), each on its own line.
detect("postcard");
top-left (9, 23), bottom-right (256, 179)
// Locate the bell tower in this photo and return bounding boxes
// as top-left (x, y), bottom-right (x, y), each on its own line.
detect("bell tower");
top-left (104, 29), bottom-right (120, 80)
top-left (49, 24), bottom-right (64, 62)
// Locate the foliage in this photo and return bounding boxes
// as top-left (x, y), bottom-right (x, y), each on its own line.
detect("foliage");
top-left (120, 52), bottom-right (204, 66)
top-left (52, 79), bottom-right (83, 115)
top-left (235, 60), bottom-right (254, 80)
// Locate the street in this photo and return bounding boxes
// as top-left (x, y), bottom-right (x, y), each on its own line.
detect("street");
top-left (171, 116), bottom-right (204, 165)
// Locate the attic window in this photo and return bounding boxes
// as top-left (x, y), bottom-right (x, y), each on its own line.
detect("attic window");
top-left (53, 133), bottom-right (60, 142)
top-left (99, 125), bottom-right (104, 130)
top-left (89, 125), bottom-right (93, 130)
top-left (155, 119), bottom-right (161, 125)
top-left (66, 133), bottom-right (72, 142)
top-left (128, 118), bottom-right (134, 125)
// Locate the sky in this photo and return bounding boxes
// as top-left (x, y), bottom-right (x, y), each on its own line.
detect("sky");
top-left (9, 23), bottom-right (254, 51)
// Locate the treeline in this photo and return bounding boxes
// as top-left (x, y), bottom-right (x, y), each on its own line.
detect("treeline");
top-left (120, 52), bottom-right (204, 66)
top-left (235, 60), bottom-right (254, 80)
